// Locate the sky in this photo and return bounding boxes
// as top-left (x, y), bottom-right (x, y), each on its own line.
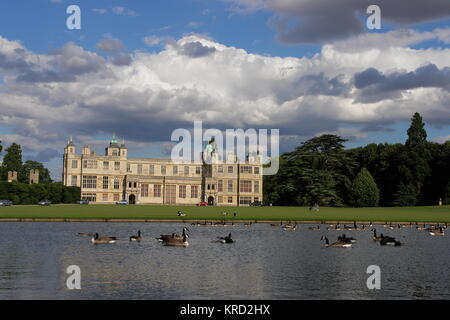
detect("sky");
top-left (0, 0), bottom-right (450, 180)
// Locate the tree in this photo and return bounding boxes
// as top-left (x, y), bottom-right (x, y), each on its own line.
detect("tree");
top-left (1, 143), bottom-right (23, 180)
top-left (392, 183), bottom-right (417, 206)
top-left (406, 112), bottom-right (427, 148)
top-left (349, 168), bottom-right (380, 207)
top-left (284, 134), bottom-right (356, 206)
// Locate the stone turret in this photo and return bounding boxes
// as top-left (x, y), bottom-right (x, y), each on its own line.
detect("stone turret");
top-left (29, 169), bottom-right (39, 184)
top-left (7, 171), bottom-right (18, 183)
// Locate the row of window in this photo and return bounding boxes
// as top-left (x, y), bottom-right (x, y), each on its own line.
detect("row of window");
top-left (215, 196), bottom-right (259, 204)
top-left (82, 193), bottom-right (121, 202)
top-left (139, 184), bottom-right (199, 199)
top-left (217, 165), bottom-right (260, 175)
top-left (216, 180), bottom-right (260, 193)
top-left (76, 176), bottom-right (120, 189)
top-left (72, 160), bottom-right (261, 176)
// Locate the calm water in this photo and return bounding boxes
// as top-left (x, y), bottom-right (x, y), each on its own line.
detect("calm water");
top-left (0, 222), bottom-right (448, 300)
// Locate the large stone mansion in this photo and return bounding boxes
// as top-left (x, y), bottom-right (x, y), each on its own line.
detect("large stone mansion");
top-left (62, 137), bottom-right (263, 206)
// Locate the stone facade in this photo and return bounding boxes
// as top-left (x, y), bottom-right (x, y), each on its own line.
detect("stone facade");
top-left (7, 171), bottom-right (17, 183)
top-left (29, 169), bottom-right (39, 184)
top-left (62, 138), bottom-right (263, 206)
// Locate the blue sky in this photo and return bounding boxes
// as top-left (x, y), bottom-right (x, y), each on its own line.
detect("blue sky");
top-left (0, 0), bottom-right (450, 179)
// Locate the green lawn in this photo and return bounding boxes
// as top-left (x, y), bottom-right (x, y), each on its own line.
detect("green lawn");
top-left (0, 204), bottom-right (450, 223)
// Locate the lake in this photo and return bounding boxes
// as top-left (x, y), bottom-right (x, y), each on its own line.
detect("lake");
top-left (0, 222), bottom-right (448, 299)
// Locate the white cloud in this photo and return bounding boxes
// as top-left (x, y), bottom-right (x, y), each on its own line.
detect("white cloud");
top-left (0, 29), bottom-right (450, 171)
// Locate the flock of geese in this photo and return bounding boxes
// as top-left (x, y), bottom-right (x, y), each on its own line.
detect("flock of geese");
top-left (77, 217), bottom-right (447, 248)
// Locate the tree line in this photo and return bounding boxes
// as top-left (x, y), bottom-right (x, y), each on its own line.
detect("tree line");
top-left (0, 141), bottom-right (80, 204)
top-left (264, 113), bottom-right (450, 207)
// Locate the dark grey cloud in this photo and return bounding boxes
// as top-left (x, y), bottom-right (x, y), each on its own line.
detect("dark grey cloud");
top-left (354, 64), bottom-right (450, 103)
top-left (181, 41), bottom-right (216, 58)
top-left (112, 53), bottom-right (132, 66)
top-left (16, 69), bottom-right (76, 83)
top-left (28, 148), bottom-right (61, 162)
top-left (264, 0), bottom-right (450, 43)
top-left (0, 53), bottom-right (31, 72)
top-left (275, 73), bottom-right (351, 103)
top-left (96, 38), bottom-right (125, 53)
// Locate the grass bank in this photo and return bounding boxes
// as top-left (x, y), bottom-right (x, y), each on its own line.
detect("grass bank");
top-left (0, 204), bottom-right (449, 223)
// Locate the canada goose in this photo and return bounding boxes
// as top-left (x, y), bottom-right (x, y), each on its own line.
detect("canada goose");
top-left (163, 230), bottom-right (189, 247)
top-left (129, 230), bottom-right (142, 242)
top-left (177, 211), bottom-right (186, 217)
top-left (91, 233), bottom-right (117, 244)
top-left (429, 227), bottom-right (445, 236)
top-left (326, 224), bottom-right (342, 231)
top-left (371, 228), bottom-right (383, 241)
top-left (282, 223), bottom-right (297, 230)
top-left (338, 234), bottom-right (356, 243)
top-left (380, 235), bottom-right (401, 246)
top-left (216, 233), bottom-right (234, 244)
top-left (416, 223), bottom-right (427, 231)
top-left (320, 236), bottom-right (352, 248)
top-left (78, 232), bottom-right (93, 237)
top-left (157, 227), bottom-right (189, 242)
top-left (271, 222), bottom-right (282, 227)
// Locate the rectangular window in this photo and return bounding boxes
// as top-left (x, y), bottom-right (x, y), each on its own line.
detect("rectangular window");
top-left (82, 176), bottom-right (97, 189)
top-left (228, 196), bottom-right (233, 204)
top-left (127, 163), bottom-right (131, 172)
top-left (161, 165), bottom-right (166, 175)
top-left (103, 161), bottom-right (109, 170)
top-left (81, 193), bottom-right (97, 202)
top-left (240, 180), bottom-right (252, 193)
top-left (83, 160), bottom-right (97, 169)
top-left (113, 194), bottom-right (120, 201)
top-left (218, 196), bottom-right (223, 203)
top-left (137, 164), bottom-right (143, 174)
top-left (254, 166), bottom-right (260, 174)
top-left (71, 175), bottom-right (77, 187)
top-left (227, 180), bottom-right (233, 193)
top-left (191, 186), bottom-right (198, 199)
top-left (149, 164), bottom-right (155, 175)
top-left (196, 166), bottom-right (201, 175)
top-left (228, 166), bottom-right (233, 174)
top-left (254, 181), bottom-right (259, 193)
top-left (184, 166), bottom-right (189, 176)
top-left (102, 194), bottom-right (108, 202)
top-left (141, 184), bottom-right (149, 197)
top-left (114, 161), bottom-right (120, 170)
top-left (154, 184), bottom-right (162, 197)
top-left (173, 165), bottom-right (178, 175)
top-left (218, 165), bottom-right (223, 173)
top-left (102, 176), bottom-right (109, 190)
top-left (179, 185), bottom-right (186, 198)
top-left (240, 166), bottom-right (252, 174)
top-left (239, 196), bottom-right (252, 205)
top-left (114, 177), bottom-right (120, 190)
top-left (71, 160), bottom-right (78, 169)
top-left (218, 180), bottom-right (223, 192)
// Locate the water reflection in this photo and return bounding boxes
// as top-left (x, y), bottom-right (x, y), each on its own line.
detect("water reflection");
top-left (0, 222), bottom-right (448, 299)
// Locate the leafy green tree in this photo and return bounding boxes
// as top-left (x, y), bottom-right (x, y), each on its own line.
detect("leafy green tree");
top-left (1, 143), bottom-right (23, 180)
top-left (392, 183), bottom-right (417, 206)
top-left (284, 134), bottom-right (356, 206)
top-left (406, 112), bottom-right (427, 148)
top-left (349, 168), bottom-right (380, 207)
